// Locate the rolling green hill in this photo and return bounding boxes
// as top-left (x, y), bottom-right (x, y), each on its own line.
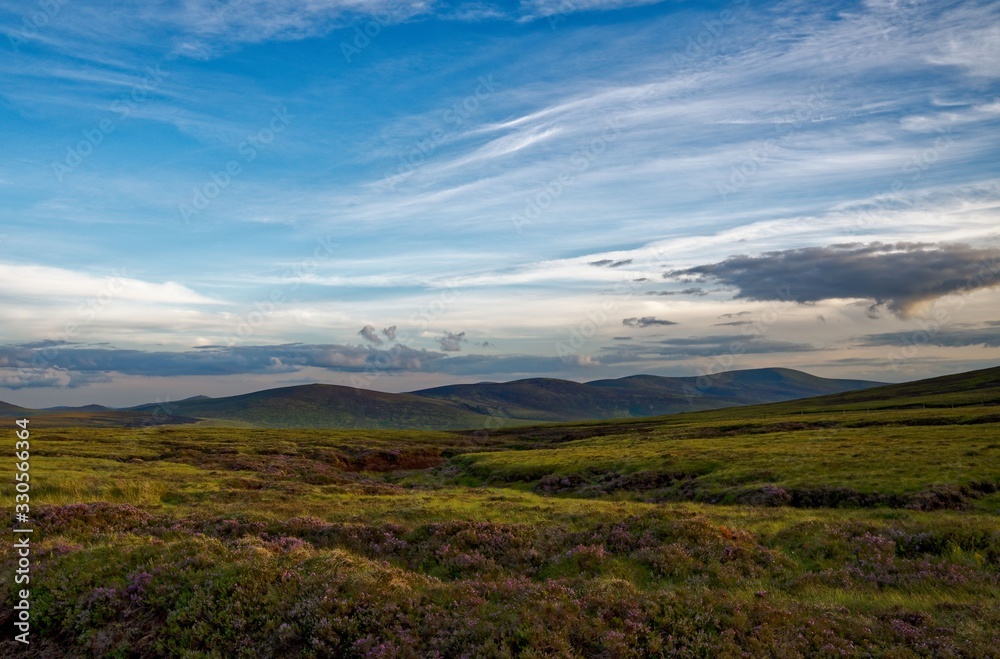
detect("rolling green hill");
top-left (0, 400), bottom-right (29, 416)
top-left (411, 367), bottom-right (884, 422)
top-left (463, 364), bottom-right (1000, 440)
top-left (0, 368), bottom-right (885, 428)
top-left (129, 382), bottom-right (507, 430)
top-left (765, 363), bottom-right (1000, 411)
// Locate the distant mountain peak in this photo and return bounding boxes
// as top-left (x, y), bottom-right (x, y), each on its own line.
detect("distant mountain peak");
top-left (24, 365), bottom-right (1000, 431)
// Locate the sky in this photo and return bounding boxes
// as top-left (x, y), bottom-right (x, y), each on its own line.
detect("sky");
top-left (1, 0), bottom-right (999, 408)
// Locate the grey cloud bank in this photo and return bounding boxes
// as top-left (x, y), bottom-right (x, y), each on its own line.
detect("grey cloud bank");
top-left (666, 243), bottom-right (1000, 316)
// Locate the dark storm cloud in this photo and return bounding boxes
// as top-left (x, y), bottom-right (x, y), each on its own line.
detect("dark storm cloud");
top-left (0, 342), bottom-right (593, 388)
top-left (0, 343), bottom-right (447, 381)
top-left (438, 331), bottom-right (466, 352)
top-left (0, 332), bottom-right (828, 391)
top-left (664, 242), bottom-right (1000, 316)
top-left (622, 316), bottom-right (678, 328)
top-left (857, 325), bottom-right (1000, 348)
top-left (382, 325), bottom-right (397, 341)
top-left (358, 325), bottom-right (383, 345)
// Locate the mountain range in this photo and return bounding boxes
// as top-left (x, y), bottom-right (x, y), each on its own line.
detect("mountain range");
top-left (0, 367), bottom-right (886, 429)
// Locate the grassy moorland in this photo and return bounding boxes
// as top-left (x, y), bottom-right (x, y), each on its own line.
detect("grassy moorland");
top-left (2, 368), bottom-right (999, 657)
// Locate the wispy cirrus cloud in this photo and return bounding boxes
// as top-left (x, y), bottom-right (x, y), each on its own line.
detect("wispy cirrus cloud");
top-left (3, 0), bottom-right (1000, 404)
top-left (517, 0), bottom-right (670, 21)
top-left (1, 0), bottom-right (437, 60)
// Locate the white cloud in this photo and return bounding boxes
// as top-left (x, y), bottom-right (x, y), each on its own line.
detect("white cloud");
top-left (2, 0), bottom-right (999, 398)
top-left (162, 0), bottom-right (435, 57)
top-left (518, 0), bottom-right (669, 21)
top-left (0, 263), bottom-right (218, 305)
top-left (929, 24), bottom-right (1000, 79)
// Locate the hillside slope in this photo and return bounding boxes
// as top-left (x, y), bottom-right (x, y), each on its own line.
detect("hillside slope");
top-left (774, 364), bottom-right (1000, 411)
top-left (0, 368), bottom-right (892, 430)
top-left (0, 367), bottom-right (896, 429)
top-left (0, 401), bottom-right (30, 416)
top-left (129, 383), bottom-right (504, 430)
top-left (411, 368), bottom-right (885, 422)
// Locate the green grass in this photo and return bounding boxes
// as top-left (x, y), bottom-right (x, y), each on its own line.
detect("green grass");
top-left (2, 385), bottom-right (999, 657)
top-left (448, 405), bottom-right (1000, 512)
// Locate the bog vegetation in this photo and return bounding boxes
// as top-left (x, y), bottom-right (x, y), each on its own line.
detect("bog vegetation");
top-left (2, 368), bottom-right (999, 657)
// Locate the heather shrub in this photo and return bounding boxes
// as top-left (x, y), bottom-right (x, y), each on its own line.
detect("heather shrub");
top-left (6, 410), bottom-right (999, 656)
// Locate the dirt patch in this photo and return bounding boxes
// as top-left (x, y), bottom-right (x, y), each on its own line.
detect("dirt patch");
top-left (736, 485), bottom-right (793, 506)
top-left (787, 484), bottom-right (990, 511)
top-left (532, 469), bottom-right (705, 497)
top-left (344, 450), bottom-right (444, 472)
top-left (527, 469), bottom-right (998, 511)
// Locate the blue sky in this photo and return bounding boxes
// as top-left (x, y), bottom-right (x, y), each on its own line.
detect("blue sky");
top-left (2, 0), bottom-right (999, 407)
